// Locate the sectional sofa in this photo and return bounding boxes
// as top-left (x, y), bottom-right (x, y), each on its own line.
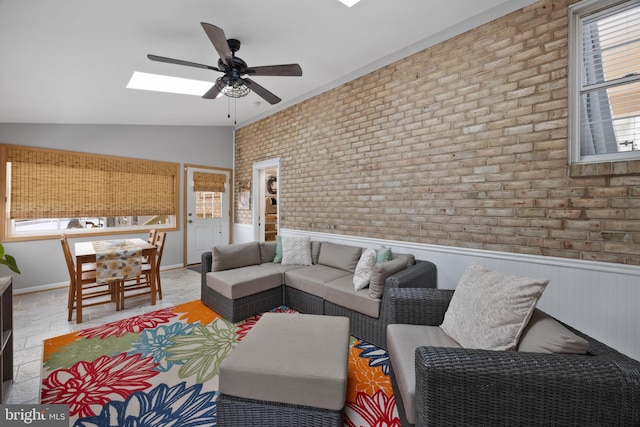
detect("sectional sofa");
top-left (201, 238), bottom-right (437, 349)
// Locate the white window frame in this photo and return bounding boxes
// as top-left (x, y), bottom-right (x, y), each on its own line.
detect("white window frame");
top-left (569, 0), bottom-right (640, 165)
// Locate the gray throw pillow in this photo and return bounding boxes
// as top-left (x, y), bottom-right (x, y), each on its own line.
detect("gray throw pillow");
top-left (368, 258), bottom-right (408, 299)
top-left (517, 309), bottom-right (589, 354)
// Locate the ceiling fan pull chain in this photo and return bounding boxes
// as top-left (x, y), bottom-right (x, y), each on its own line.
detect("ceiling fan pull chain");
top-left (234, 98), bottom-right (237, 125)
top-left (227, 96), bottom-right (231, 119)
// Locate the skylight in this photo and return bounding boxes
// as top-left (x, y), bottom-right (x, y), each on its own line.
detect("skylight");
top-left (339, 0), bottom-right (361, 7)
top-left (126, 71), bottom-right (212, 96)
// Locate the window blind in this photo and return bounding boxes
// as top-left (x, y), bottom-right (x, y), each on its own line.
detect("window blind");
top-left (580, 1), bottom-right (640, 155)
top-left (193, 171), bottom-right (226, 192)
top-left (4, 145), bottom-right (180, 219)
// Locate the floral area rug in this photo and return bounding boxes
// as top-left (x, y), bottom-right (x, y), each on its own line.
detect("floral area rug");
top-left (41, 300), bottom-right (399, 426)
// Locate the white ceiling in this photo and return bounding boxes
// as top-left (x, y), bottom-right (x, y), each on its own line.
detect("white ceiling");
top-left (0, 0), bottom-right (535, 128)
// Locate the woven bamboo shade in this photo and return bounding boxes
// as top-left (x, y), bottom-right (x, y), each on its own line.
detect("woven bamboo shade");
top-left (5, 146), bottom-right (179, 219)
top-left (193, 171), bottom-right (226, 192)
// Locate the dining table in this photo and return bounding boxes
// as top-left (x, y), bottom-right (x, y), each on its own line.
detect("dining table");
top-left (74, 238), bottom-right (157, 323)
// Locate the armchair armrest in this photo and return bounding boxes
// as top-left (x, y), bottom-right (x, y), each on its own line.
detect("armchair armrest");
top-left (415, 346), bottom-right (640, 426)
top-left (386, 259), bottom-right (437, 290)
top-left (201, 251), bottom-right (213, 288)
top-left (387, 287), bottom-right (454, 326)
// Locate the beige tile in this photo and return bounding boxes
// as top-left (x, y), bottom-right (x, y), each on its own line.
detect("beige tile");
top-left (6, 267), bottom-right (201, 404)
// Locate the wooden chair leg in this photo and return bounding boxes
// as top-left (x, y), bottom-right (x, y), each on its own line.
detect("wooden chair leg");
top-left (67, 281), bottom-right (75, 321)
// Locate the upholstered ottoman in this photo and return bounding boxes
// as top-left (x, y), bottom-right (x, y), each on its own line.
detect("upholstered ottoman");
top-left (217, 312), bottom-right (350, 427)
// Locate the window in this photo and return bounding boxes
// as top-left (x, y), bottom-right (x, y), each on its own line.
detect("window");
top-left (569, 0), bottom-right (640, 164)
top-left (1, 145), bottom-right (180, 240)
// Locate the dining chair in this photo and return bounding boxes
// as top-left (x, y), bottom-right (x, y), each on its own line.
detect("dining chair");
top-left (60, 235), bottom-right (119, 322)
top-left (119, 231), bottom-right (166, 309)
top-left (140, 229), bottom-right (158, 268)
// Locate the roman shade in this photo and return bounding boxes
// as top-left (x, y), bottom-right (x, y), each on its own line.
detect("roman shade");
top-left (3, 145), bottom-right (180, 219)
top-left (193, 171), bottom-right (226, 192)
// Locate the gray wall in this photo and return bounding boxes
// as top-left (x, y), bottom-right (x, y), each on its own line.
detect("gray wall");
top-left (0, 123), bottom-right (234, 292)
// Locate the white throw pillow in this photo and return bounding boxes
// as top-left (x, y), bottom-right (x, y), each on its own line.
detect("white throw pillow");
top-left (281, 236), bottom-right (312, 266)
top-left (353, 248), bottom-right (377, 290)
top-left (440, 263), bottom-right (549, 351)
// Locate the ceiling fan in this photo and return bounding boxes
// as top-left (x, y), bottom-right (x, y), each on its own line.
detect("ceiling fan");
top-left (147, 23), bottom-right (302, 105)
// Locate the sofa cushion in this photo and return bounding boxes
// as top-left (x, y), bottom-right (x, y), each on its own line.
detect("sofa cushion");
top-left (517, 309), bottom-right (589, 354)
top-left (325, 275), bottom-right (381, 318)
top-left (212, 242), bottom-right (261, 272)
top-left (311, 241), bottom-right (322, 265)
top-left (440, 263), bottom-right (549, 351)
top-left (318, 242), bottom-right (362, 273)
top-left (387, 324), bottom-right (461, 425)
top-left (259, 241), bottom-right (277, 264)
top-left (353, 248), bottom-right (377, 290)
top-left (392, 252), bottom-right (415, 267)
top-left (285, 265), bottom-right (352, 298)
top-left (368, 258), bottom-right (408, 299)
top-left (206, 266), bottom-right (282, 299)
top-left (281, 236), bottom-right (313, 266)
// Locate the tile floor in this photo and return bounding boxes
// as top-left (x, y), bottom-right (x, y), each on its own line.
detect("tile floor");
top-left (6, 267), bottom-right (202, 405)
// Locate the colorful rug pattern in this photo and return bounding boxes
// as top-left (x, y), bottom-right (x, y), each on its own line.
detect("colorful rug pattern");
top-left (41, 300), bottom-right (399, 426)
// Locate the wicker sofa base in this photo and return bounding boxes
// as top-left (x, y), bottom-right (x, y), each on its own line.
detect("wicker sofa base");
top-left (200, 285), bottom-right (282, 323)
top-left (217, 393), bottom-right (344, 427)
top-left (283, 286), bottom-right (324, 315)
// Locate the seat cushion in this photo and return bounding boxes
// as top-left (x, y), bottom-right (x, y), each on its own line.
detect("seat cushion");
top-left (219, 313), bottom-right (350, 410)
top-left (387, 324), bottom-right (461, 425)
top-left (206, 265), bottom-right (282, 299)
top-left (285, 265), bottom-right (352, 298)
top-left (324, 275), bottom-right (381, 318)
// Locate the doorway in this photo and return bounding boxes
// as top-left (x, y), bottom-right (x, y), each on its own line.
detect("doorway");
top-left (253, 159), bottom-right (280, 242)
top-left (184, 165), bottom-right (232, 265)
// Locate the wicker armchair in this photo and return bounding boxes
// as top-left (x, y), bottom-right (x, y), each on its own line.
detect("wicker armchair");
top-left (386, 287), bottom-right (640, 427)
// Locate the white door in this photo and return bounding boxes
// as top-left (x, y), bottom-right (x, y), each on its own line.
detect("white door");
top-left (186, 166), bottom-right (231, 265)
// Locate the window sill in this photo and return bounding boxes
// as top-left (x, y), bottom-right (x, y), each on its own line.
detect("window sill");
top-left (569, 159), bottom-right (640, 177)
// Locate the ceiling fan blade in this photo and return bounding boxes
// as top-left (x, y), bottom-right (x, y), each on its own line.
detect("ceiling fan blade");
top-left (202, 81), bottom-right (222, 99)
top-left (147, 54), bottom-right (220, 72)
top-left (201, 22), bottom-right (234, 67)
top-left (244, 78), bottom-right (281, 105)
top-left (245, 64), bottom-right (303, 77)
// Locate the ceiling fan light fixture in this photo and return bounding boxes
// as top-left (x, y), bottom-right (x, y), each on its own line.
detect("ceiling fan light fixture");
top-left (216, 77), bottom-right (250, 98)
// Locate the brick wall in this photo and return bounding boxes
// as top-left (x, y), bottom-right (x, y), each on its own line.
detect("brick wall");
top-left (235, 0), bottom-right (640, 266)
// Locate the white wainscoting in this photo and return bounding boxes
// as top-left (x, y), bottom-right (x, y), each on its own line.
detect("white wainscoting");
top-left (232, 223), bottom-right (255, 244)
top-left (281, 228), bottom-right (640, 361)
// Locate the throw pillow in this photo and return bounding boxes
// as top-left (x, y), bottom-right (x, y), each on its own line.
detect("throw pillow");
top-left (368, 257), bottom-right (408, 299)
top-left (440, 263), bottom-right (549, 351)
top-left (353, 248), bottom-right (377, 291)
top-left (281, 236), bottom-right (312, 266)
top-left (376, 247), bottom-right (392, 263)
top-left (517, 308), bottom-right (589, 354)
top-left (273, 235), bottom-right (283, 263)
